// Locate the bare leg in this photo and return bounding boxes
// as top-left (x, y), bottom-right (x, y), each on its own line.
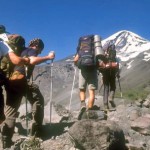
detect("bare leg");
top-left (79, 89), bottom-right (86, 102)
top-left (88, 89), bottom-right (95, 109)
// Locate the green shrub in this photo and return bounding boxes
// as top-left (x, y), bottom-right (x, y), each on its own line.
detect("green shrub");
top-left (120, 88), bottom-right (149, 101)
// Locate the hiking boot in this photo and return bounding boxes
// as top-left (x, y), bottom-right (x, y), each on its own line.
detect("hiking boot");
top-left (1, 123), bottom-right (14, 149)
top-left (30, 122), bottom-right (43, 138)
top-left (77, 100), bottom-right (86, 120)
top-left (109, 100), bottom-right (116, 108)
top-left (109, 92), bottom-right (116, 108)
top-left (89, 105), bottom-right (100, 110)
top-left (78, 106), bottom-right (86, 120)
top-left (2, 136), bottom-right (14, 149)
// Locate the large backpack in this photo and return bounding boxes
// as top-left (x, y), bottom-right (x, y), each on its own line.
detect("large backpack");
top-left (99, 42), bottom-right (119, 70)
top-left (0, 34), bottom-right (25, 79)
top-left (106, 43), bottom-right (116, 62)
top-left (7, 34), bottom-right (25, 55)
top-left (77, 35), bottom-right (95, 69)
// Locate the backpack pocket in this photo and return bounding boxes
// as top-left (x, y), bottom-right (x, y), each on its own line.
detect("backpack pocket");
top-left (78, 55), bottom-right (95, 69)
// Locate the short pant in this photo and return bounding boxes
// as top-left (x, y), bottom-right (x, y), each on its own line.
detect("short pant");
top-left (79, 68), bottom-right (98, 90)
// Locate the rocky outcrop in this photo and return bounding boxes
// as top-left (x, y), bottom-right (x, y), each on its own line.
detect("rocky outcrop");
top-left (2, 98), bottom-right (150, 150)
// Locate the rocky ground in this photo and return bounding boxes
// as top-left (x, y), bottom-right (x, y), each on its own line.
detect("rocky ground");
top-left (1, 95), bottom-right (150, 150)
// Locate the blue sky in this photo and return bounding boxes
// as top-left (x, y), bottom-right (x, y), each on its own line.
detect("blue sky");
top-left (0, 0), bottom-right (150, 61)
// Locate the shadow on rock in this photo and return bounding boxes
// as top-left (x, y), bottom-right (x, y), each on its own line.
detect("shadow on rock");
top-left (15, 122), bottom-right (75, 141)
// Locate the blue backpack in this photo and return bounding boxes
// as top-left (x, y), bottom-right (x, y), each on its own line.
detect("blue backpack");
top-left (77, 35), bottom-right (95, 69)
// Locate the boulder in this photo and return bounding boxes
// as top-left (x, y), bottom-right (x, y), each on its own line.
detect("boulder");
top-left (131, 115), bottom-right (150, 135)
top-left (69, 120), bottom-right (126, 150)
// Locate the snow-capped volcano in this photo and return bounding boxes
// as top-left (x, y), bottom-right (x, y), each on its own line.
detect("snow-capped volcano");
top-left (102, 30), bottom-right (150, 61)
top-left (101, 30), bottom-right (150, 91)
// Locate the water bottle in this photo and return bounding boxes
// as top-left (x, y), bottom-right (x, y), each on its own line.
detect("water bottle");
top-left (50, 51), bottom-right (55, 56)
top-left (94, 35), bottom-right (104, 59)
top-left (46, 51), bottom-right (55, 65)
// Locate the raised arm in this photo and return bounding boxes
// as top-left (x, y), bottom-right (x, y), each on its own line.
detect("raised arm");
top-left (7, 52), bottom-right (30, 65)
top-left (29, 51), bottom-right (55, 65)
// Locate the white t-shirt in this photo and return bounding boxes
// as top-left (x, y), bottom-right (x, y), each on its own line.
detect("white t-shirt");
top-left (0, 41), bottom-right (13, 58)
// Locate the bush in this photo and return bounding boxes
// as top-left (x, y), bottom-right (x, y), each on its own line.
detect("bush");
top-left (120, 88), bottom-right (149, 101)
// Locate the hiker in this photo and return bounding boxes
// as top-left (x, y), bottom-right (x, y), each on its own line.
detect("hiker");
top-left (0, 32), bottom-right (30, 124)
top-left (74, 35), bottom-right (99, 119)
top-left (98, 41), bottom-right (120, 110)
top-left (1, 38), bottom-right (55, 149)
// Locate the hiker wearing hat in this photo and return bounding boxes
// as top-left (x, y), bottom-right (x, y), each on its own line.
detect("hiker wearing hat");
top-left (1, 38), bottom-right (55, 149)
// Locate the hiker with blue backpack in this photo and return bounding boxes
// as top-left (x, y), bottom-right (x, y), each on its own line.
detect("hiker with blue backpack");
top-left (74, 34), bottom-right (104, 120)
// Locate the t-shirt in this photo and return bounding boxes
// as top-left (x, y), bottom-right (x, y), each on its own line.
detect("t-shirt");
top-left (14, 48), bottom-right (38, 79)
top-left (0, 33), bottom-right (9, 42)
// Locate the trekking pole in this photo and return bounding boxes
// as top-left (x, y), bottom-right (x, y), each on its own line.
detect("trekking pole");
top-left (49, 51), bottom-right (55, 124)
top-left (24, 65), bottom-right (29, 136)
top-left (117, 77), bottom-right (122, 98)
top-left (49, 59), bottom-right (53, 124)
top-left (68, 65), bottom-right (77, 113)
top-left (99, 83), bottom-right (103, 94)
top-left (99, 73), bottom-right (103, 93)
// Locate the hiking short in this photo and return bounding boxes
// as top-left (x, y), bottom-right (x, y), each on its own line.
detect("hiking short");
top-left (79, 68), bottom-right (98, 90)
